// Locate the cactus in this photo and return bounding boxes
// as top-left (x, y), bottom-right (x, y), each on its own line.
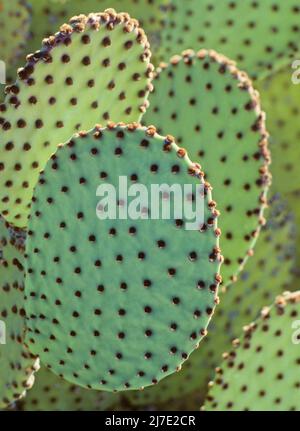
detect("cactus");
top-left (143, 49), bottom-right (270, 287)
top-left (1, 0), bottom-right (300, 413)
top-left (257, 67), bottom-right (300, 196)
top-left (25, 0), bottom-right (170, 56)
top-left (24, 123), bottom-right (222, 392)
top-left (0, 10), bottom-right (153, 228)
top-left (19, 367), bottom-right (120, 411)
top-left (126, 194), bottom-right (296, 407)
top-left (204, 291), bottom-right (300, 411)
top-left (0, 0), bottom-right (31, 69)
top-left (0, 217), bottom-right (39, 408)
top-left (157, 0), bottom-right (300, 80)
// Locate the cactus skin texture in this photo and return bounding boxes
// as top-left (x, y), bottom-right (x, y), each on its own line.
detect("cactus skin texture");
top-left (126, 194), bottom-right (296, 407)
top-left (158, 0), bottom-right (300, 80)
top-left (26, 0), bottom-right (170, 55)
top-left (143, 49), bottom-right (271, 287)
top-left (0, 0), bottom-right (31, 99)
top-left (285, 192), bottom-right (300, 272)
top-left (0, 217), bottom-right (40, 409)
top-left (257, 68), bottom-right (300, 273)
top-left (257, 67), bottom-right (300, 197)
top-left (24, 123), bottom-right (222, 392)
top-left (19, 367), bottom-right (120, 411)
top-left (0, 0), bottom-right (31, 68)
top-left (204, 291), bottom-right (300, 411)
top-left (0, 10), bottom-right (153, 228)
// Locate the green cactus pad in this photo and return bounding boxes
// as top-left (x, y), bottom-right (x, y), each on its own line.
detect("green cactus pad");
top-left (0, 0), bottom-right (31, 68)
top-left (158, 0), bottom-right (300, 80)
top-left (143, 49), bottom-right (270, 287)
top-left (24, 124), bottom-right (222, 392)
top-left (26, 0), bottom-right (170, 57)
top-left (285, 191), bottom-right (300, 271)
top-left (20, 367), bottom-right (119, 411)
top-left (0, 217), bottom-right (39, 408)
top-left (126, 194), bottom-right (296, 406)
top-left (257, 67), bottom-right (300, 196)
top-left (0, 10), bottom-right (153, 228)
top-left (204, 291), bottom-right (300, 411)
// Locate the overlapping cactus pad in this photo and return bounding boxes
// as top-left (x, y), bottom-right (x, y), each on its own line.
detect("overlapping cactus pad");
top-left (126, 194), bottom-right (296, 407)
top-left (204, 291), bottom-right (300, 411)
top-left (285, 192), bottom-right (300, 270)
top-left (24, 124), bottom-right (222, 392)
top-left (143, 49), bottom-right (270, 287)
top-left (0, 217), bottom-right (39, 408)
top-left (0, 10), bottom-right (153, 228)
top-left (1, 0), bottom-right (300, 413)
top-left (157, 0), bottom-right (300, 80)
top-left (20, 367), bottom-right (120, 411)
top-left (258, 67), bottom-right (300, 196)
top-left (26, 0), bottom-right (170, 56)
top-left (0, 0), bottom-right (31, 67)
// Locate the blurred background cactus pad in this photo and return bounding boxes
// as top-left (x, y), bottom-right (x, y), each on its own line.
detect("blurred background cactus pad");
top-left (1, 0), bottom-right (300, 413)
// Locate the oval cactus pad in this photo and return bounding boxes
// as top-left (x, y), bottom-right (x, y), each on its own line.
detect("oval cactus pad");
top-left (204, 291), bottom-right (300, 411)
top-left (0, 217), bottom-right (39, 408)
top-left (0, 10), bottom-right (153, 228)
top-left (143, 49), bottom-right (270, 287)
top-left (24, 124), bottom-right (222, 392)
top-left (158, 0), bottom-right (300, 80)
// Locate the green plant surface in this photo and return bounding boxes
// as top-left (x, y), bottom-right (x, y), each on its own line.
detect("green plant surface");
top-left (0, 10), bottom-right (153, 228)
top-left (143, 49), bottom-right (270, 287)
top-left (25, 0), bottom-right (170, 57)
top-left (257, 67), bottom-right (300, 196)
top-left (284, 191), bottom-right (300, 274)
top-left (0, 0), bottom-right (31, 67)
top-left (20, 367), bottom-right (120, 411)
top-left (24, 124), bottom-right (222, 392)
top-left (157, 0), bottom-right (300, 80)
top-left (0, 217), bottom-right (39, 408)
top-left (204, 291), bottom-right (300, 411)
top-left (0, 0), bottom-right (32, 99)
top-left (126, 194), bottom-right (296, 407)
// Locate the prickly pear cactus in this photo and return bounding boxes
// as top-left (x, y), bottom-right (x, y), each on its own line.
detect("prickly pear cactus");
top-left (257, 67), bottom-right (300, 196)
top-left (143, 49), bottom-right (270, 287)
top-left (26, 0), bottom-right (170, 56)
top-left (126, 194), bottom-right (296, 407)
top-left (0, 10), bottom-right (153, 228)
top-left (204, 291), bottom-right (300, 411)
top-left (285, 191), bottom-right (300, 272)
top-left (20, 367), bottom-right (120, 411)
top-left (1, 0), bottom-right (300, 413)
top-left (0, 217), bottom-right (39, 408)
top-left (158, 0), bottom-right (300, 80)
top-left (24, 124), bottom-right (222, 392)
top-left (0, 0), bottom-right (31, 68)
